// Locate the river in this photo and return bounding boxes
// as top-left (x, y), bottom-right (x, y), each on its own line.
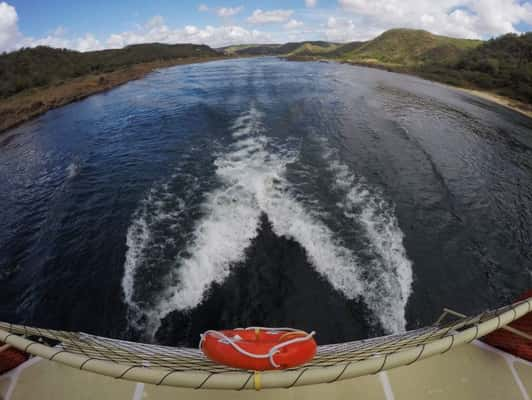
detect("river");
top-left (0, 57), bottom-right (531, 346)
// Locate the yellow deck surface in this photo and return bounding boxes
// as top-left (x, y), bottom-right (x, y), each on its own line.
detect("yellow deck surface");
top-left (0, 341), bottom-right (530, 400)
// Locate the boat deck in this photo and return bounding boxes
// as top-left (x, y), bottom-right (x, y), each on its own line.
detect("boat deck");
top-left (1, 340), bottom-right (530, 400)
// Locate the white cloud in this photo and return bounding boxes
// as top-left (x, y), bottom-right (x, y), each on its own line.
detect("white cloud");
top-left (146, 15), bottom-right (165, 29)
top-left (216, 6), bottom-right (243, 17)
top-left (285, 19), bottom-right (304, 29)
top-left (247, 9), bottom-right (294, 24)
top-left (3, 0), bottom-right (532, 55)
top-left (76, 34), bottom-right (101, 52)
top-left (0, 1), bottom-right (101, 52)
top-left (324, 16), bottom-right (383, 42)
top-left (51, 26), bottom-right (66, 37)
top-left (106, 16), bottom-right (271, 49)
top-left (0, 1), bottom-right (20, 52)
top-left (338, 0), bottom-right (532, 39)
top-left (20, 32), bottom-right (102, 52)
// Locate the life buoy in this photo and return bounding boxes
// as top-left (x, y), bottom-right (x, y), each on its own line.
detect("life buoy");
top-left (199, 327), bottom-right (317, 370)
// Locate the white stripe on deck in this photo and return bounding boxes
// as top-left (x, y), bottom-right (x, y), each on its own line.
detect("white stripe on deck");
top-left (379, 371), bottom-right (396, 400)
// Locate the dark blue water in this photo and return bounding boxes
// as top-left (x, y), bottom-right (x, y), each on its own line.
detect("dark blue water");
top-left (1, 58), bottom-right (531, 346)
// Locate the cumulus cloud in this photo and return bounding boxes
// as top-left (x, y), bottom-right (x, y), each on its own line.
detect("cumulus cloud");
top-left (0, 1), bottom-right (20, 52)
top-left (216, 6), bottom-right (243, 17)
top-left (106, 15), bottom-right (271, 49)
top-left (338, 0), bottom-right (532, 39)
top-left (324, 16), bottom-right (383, 42)
top-left (3, 0), bottom-right (531, 54)
top-left (285, 19), bottom-right (304, 29)
top-left (21, 32), bottom-right (102, 52)
top-left (0, 1), bottom-right (102, 52)
top-left (247, 9), bottom-right (294, 24)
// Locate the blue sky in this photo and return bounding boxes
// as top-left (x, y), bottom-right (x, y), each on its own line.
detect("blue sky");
top-left (12, 0), bottom-right (336, 38)
top-left (1, 0), bottom-right (531, 52)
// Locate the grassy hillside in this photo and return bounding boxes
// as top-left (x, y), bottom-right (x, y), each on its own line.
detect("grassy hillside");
top-left (282, 29), bottom-right (531, 105)
top-left (341, 29), bottom-right (481, 66)
top-left (226, 30), bottom-right (480, 66)
top-left (223, 41), bottom-right (339, 57)
top-left (324, 41), bottom-right (365, 58)
top-left (220, 44), bottom-right (282, 56)
top-left (0, 43), bottom-right (220, 98)
top-left (278, 41), bottom-right (339, 56)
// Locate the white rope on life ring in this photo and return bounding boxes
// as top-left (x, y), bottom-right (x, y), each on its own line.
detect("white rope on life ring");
top-left (199, 328), bottom-right (316, 368)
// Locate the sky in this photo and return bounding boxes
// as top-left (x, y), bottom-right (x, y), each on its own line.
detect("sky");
top-left (1, 0), bottom-right (532, 53)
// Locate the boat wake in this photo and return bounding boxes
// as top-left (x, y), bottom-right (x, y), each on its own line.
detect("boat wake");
top-left (321, 142), bottom-right (413, 333)
top-left (122, 106), bottom-right (413, 338)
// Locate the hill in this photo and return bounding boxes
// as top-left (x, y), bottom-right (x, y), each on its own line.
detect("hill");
top-left (339, 29), bottom-right (481, 66)
top-left (220, 44), bottom-right (282, 56)
top-left (222, 41), bottom-right (340, 57)
top-left (0, 43), bottom-right (220, 99)
top-left (224, 30), bottom-right (481, 68)
top-left (0, 43), bottom-right (223, 133)
top-left (282, 29), bottom-right (531, 106)
top-left (277, 41), bottom-right (340, 56)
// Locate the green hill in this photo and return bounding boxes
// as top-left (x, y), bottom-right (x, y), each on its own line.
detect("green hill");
top-left (280, 29), bottom-right (531, 104)
top-left (278, 41), bottom-right (339, 56)
top-left (220, 44), bottom-right (282, 56)
top-left (223, 41), bottom-right (339, 57)
top-left (276, 28), bottom-right (532, 105)
top-left (334, 29), bottom-right (481, 66)
top-left (0, 43), bottom-right (220, 98)
top-left (252, 29), bottom-right (481, 67)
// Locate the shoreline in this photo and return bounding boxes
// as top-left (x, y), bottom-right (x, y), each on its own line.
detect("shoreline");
top-left (450, 86), bottom-right (532, 119)
top-left (287, 56), bottom-right (532, 119)
top-left (348, 62), bottom-right (532, 119)
top-left (0, 56), bottom-right (228, 134)
top-left (1, 55), bottom-right (530, 135)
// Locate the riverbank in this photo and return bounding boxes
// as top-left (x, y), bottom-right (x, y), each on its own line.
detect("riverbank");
top-left (351, 60), bottom-right (532, 119)
top-left (287, 56), bottom-right (532, 119)
top-left (0, 56), bottom-right (227, 134)
top-left (452, 86), bottom-right (532, 119)
top-left (2, 54), bottom-right (530, 135)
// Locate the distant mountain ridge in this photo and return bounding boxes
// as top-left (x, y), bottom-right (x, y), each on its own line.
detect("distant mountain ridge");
top-left (222, 28), bottom-right (482, 66)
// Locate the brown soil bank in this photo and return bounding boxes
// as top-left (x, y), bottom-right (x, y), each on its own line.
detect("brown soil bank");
top-left (0, 57), bottom-right (225, 134)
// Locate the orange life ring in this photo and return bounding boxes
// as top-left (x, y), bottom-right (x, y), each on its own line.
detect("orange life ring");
top-left (200, 327), bottom-right (317, 370)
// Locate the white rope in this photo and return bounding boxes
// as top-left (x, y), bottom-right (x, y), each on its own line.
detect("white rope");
top-left (199, 329), bottom-right (316, 368)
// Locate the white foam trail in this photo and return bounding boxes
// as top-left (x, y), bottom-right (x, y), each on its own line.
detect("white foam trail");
top-left (142, 107), bottom-right (288, 333)
top-left (66, 162), bottom-right (79, 179)
top-left (141, 107), bottom-right (370, 336)
top-left (324, 146), bottom-right (413, 333)
top-left (124, 106), bottom-right (411, 336)
top-left (122, 184), bottom-right (185, 329)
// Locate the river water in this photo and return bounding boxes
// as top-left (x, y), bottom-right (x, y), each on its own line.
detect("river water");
top-left (0, 57), bottom-right (531, 346)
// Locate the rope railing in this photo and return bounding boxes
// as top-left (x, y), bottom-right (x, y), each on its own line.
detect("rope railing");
top-left (0, 296), bottom-right (530, 390)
